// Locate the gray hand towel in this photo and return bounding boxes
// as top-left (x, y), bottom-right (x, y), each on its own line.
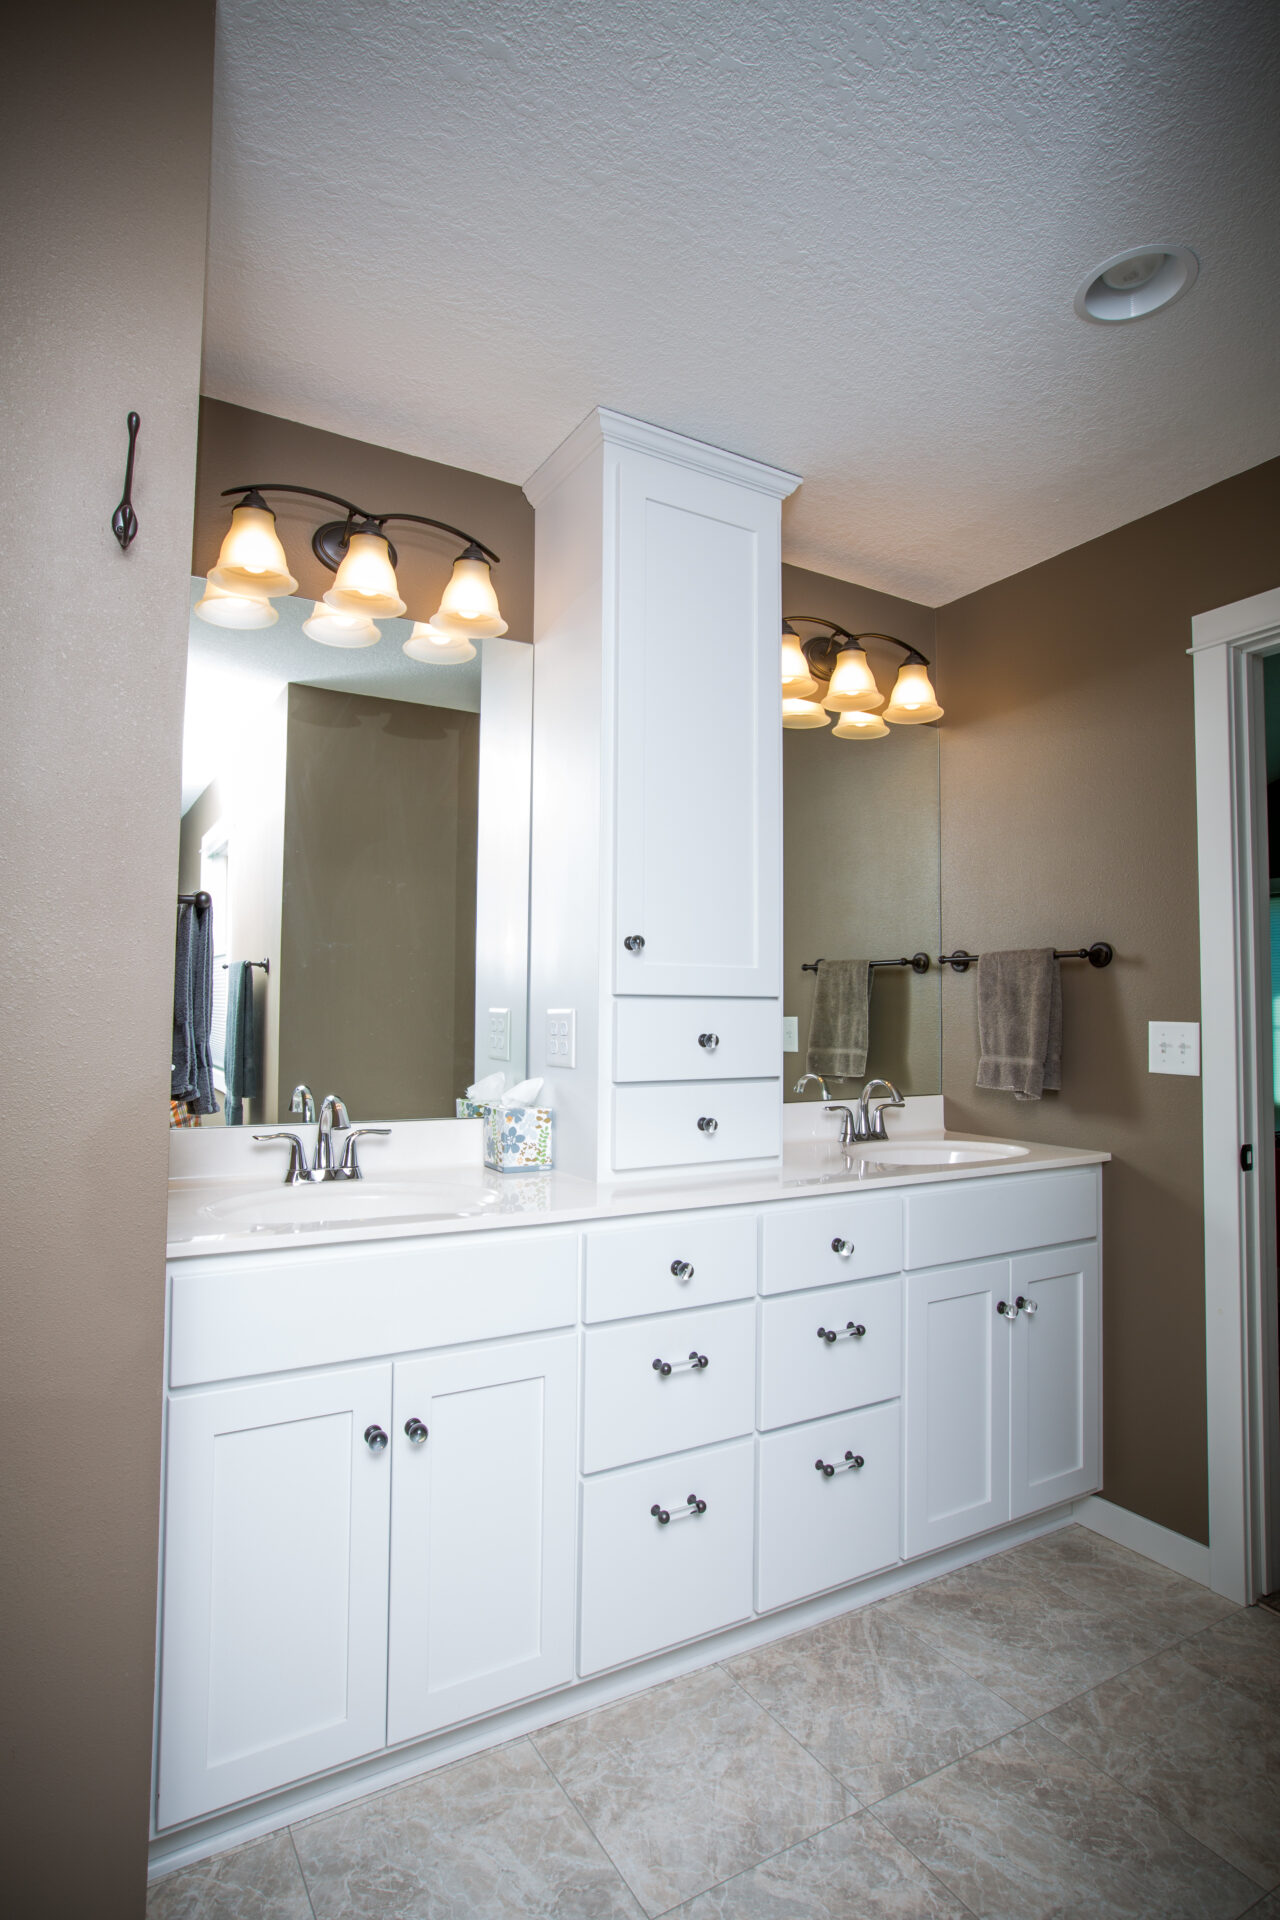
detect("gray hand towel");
top-left (223, 960), bottom-right (260, 1126)
top-left (171, 899), bottom-right (217, 1115)
top-left (806, 959), bottom-right (873, 1081)
top-left (975, 948), bottom-right (1061, 1100)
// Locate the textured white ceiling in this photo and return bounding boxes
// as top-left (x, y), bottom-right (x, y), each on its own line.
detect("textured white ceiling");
top-left (204, 0), bottom-right (1280, 605)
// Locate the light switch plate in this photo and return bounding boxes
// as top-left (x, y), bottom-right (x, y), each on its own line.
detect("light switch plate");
top-left (1149, 1020), bottom-right (1200, 1076)
top-left (487, 1007), bottom-right (511, 1062)
top-left (782, 1015), bottom-right (799, 1053)
top-left (546, 1008), bottom-right (576, 1068)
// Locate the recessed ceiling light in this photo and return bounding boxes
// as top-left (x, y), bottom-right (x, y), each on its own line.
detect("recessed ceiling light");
top-left (1074, 245), bottom-right (1199, 324)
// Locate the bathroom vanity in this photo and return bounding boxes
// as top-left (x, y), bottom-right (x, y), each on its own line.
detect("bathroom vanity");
top-left (154, 1138), bottom-right (1104, 1850)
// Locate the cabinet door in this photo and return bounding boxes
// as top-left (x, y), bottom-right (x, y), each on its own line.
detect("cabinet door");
top-left (157, 1366), bottom-right (392, 1829)
top-left (1010, 1243), bottom-right (1101, 1518)
top-left (904, 1262), bottom-right (1011, 1559)
top-left (388, 1334), bottom-right (577, 1745)
top-left (757, 1401), bottom-right (901, 1613)
top-left (613, 452), bottom-right (781, 997)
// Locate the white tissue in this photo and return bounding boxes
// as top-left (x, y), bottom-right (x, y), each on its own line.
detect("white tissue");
top-left (503, 1077), bottom-right (545, 1106)
top-left (465, 1071), bottom-right (506, 1102)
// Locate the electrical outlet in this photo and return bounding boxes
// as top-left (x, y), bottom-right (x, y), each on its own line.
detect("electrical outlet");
top-left (546, 1007), bottom-right (576, 1068)
top-left (1148, 1021), bottom-right (1200, 1076)
top-left (782, 1015), bottom-right (799, 1053)
top-left (487, 1007), bottom-right (511, 1062)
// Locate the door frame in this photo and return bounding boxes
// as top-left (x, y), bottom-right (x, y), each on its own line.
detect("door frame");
top-left (1192, 585), bottom-right (1280, 1603)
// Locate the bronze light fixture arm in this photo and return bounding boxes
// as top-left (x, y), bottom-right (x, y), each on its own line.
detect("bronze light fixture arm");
top-left (784, 616), bottom-right (931, 673)
top-left (221, 483), bottom-right (501, 569)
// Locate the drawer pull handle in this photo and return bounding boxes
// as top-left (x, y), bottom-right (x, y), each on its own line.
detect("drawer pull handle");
top-left (1016, 1294), bottom-right (1038, 1316)
top-left (670, 1260), bottom-right (695, 1280)
top-left (815, 1451), bottom-right (865, 1477)
top-left (624, 934), bottom-right (645, 953)
top-left (698, 1032), bottom-right (720, 1052)
top-left (997, 1298), bottom-right (1019, 1320)
top-left (817, 1322), bottom-right (866, 1343)
top-left (363, 1425), bottom-right (389, 1453)
top-left (652, 1350), bottom-right (710, 1376)
top-left (697, 1116), bottom-right (718, 1134)
top-left (403, 1418), bottom-right (429, 1445)
top-left (831, 1238), bottom-right (854, 1257)
top-left (651, 1494), bottom-right (708, 1524)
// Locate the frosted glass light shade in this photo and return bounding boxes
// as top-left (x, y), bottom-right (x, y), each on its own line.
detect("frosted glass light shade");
top-left (323, 531), bottom-right (407, 619)
top-left (208, 504), bottom-right (298, 598)
top-left (302, 602), bottom-right (382, 648)
top-left (822, 644), bottom-right (884, 712)
top-left (884, 659), bottom-right (944, 725)
top-left (428, 549), bottom-right (507, 638)
top-left (832, 709), bottom-right (890, 740)
top-left (782, 695), bottom-right (831, 730)
top-left (402, 622), bottom-right (477, 665)
top-left (781, 623), bottom-right (818, 698)
top-left (193, 578), bottom-right (279, 629)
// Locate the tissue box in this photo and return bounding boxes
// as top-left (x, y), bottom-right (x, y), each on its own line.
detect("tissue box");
top-left (455, 1097), bottom-right (490, 1120)
top-left (483, 1103), bottom-right (554, 1171)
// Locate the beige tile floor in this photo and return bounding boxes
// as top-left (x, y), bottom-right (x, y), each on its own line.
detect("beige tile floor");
top-left (147, 1527), bottom-right (1280, 1920)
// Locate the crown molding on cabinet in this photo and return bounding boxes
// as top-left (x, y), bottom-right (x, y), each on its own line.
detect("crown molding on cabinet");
top-left (523, 406), bottom-right (803, 509)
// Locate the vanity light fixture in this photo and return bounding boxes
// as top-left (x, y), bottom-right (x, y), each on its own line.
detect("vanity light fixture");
top-left (197, 484), bottom-right (507, 656)
top-left (781, 616), bottom-right (943, 737)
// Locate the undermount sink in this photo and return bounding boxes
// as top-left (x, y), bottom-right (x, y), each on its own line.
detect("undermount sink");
top-left (199, 1181), bottom-right (470, 1229)
top-left (854, 1139), bottom-right (1030, 1167)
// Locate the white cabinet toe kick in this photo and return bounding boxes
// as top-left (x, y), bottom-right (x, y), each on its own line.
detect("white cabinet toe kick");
top-left (152, 1164), bottom-right (1102, 1860)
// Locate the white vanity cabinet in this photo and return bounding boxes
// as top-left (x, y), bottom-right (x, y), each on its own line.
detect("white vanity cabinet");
top-left (156, 1365), bottom-right (393, 1830)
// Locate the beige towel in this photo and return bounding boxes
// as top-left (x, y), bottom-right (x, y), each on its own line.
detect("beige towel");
top-left (807, 959), bottom-right (872, 1081)
top-left (975, 948), bottom-right (1061, 1100)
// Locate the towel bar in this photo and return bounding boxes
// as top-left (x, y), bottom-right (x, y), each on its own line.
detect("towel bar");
top-left (802, 952), bottom-right (931, 975)
top-left (222, 958), bottom-right (271, 975)
top-left (938, 943), bottom-right (1113, 975)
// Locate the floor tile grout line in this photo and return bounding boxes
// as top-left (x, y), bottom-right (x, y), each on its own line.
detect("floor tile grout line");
top-left (638, 1807), bottom-right (870, 1920)
top-left (714, 1659), bottom-right (860, 1802)
top-left (525, 1729), bottom-right (658, 1915)
top-left (286, 1825), bottom-right (319, 1920)
top-left (858, 1804), bottom-right (984, 1919)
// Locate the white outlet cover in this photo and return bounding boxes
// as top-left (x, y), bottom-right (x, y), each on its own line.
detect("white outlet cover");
top-left (1148, 1020), bottom-right (1200, 1076)
top-left (487, 1007), bottom-right (511, 1062)
top-left (546, 1007), bottom-right (576, 1068)
top-left (782, 1015), bottom-right (799, 1053)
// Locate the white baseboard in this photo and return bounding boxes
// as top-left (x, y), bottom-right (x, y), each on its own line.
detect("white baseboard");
top-left (1073, 1494), bottom-right (1212, 1586)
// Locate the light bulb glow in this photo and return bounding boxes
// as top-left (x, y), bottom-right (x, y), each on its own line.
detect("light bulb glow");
top-left (428, 550), bottom-right (507, 638)
top-left (832, 709), bottom-right (890, 740)
top-left (208, 504), bottom-right (298, 598)
top-left (193, 578), bottom-right (280, 630)
top-left (781, 625), bottom-right (818, 698)
top-left (323, 530), bottom-right (407, 619)
top-left (302, 602), bottom-right (382, 648)
top-left (402, 622), bottom-right (477, 664)
top-left (884, 659), bottom-right (944, 725)
top-left (782, 695), bottom-right (831, 730)
top-left (822, 645), bottom-right (884, 712)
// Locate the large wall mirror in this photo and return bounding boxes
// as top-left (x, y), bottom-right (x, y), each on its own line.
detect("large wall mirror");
top-left (177, 582), bottom-right (531, 1125)
top-left (781, 588), bottom-right (942, 1101)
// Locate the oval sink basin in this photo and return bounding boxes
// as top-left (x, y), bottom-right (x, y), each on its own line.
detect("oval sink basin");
top-left (855, 1140), bottom-right (1030, 1167)
top-left (199, 1181), bottom-right (467, 1229)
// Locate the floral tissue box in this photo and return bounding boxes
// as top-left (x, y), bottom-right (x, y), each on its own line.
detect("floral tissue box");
top-left (455, 1097), bottom-right (490, 1120)
top-left (483, 1102), bottom-right (554, 1171)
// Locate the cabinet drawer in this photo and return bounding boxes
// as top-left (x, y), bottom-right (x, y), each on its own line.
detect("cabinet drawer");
top-left (758, 1277), bottom-right (902, 1430)
top-left (761, 1194), bottom-right (902, 1294)
top-left (584, 1211), bottom-right (757, 1322)
top-left (583, 1302), bottom-right (755, 1473)
top-left (579, 1439), bottom-right (755, 1674)
top-left (169, 1229), bottom-right (578, 1387)
top-left (757, 1402), bottom-right (902, 1613)
top-left (613, 1080), bottom-right (780, 1171)
top-left (614, 998), bottom-right (780, 1082)
top-left (904, 1168), bottom-right (1099, 1270)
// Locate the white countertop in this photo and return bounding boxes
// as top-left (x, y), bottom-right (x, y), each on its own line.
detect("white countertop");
top-left (165, 1123), bottom-right (1109, 1262)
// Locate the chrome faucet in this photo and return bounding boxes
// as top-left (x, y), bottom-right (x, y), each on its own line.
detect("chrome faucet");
top-left (859, 1078), bottom-right (905, 1142)
top-left (793, 1072), bottom-right (831, 1101)
top-left (825, 1104), bottom-right (858, 1146)
top-left (314, 1093), bottom-right (350, 1176)
top-left (290, 1084), bottom-right (317, 1123)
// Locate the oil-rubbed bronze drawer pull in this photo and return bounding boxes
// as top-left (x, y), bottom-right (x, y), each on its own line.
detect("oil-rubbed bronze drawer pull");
top-left (817, 1322), bottom-right (866, 1343)
top-left (814, 1451), bottom-right (865, 1477)
top-left (652, 1350), bottom-right (710, 1376)
top-left (651, 1494), bottom-right (708, 1524)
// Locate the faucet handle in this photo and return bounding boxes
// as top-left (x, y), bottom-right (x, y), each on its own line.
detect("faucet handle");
top-left (337, 1127), bottom-right (391, 1179)
top-left (253, 1132), bottom-right (310, 1184)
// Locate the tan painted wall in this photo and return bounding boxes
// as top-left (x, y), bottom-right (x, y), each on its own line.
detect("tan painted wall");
top-left (278, 684), bottom-right (479, 1119)
top-left (781, 564), bottom-right (941, 1098)
top-left (0, 5), bottom-right (213, 1913)
top-left (937, 456), bottom-right (1280, 1546)
top-left (193, 398), bottom-right (534, 640)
